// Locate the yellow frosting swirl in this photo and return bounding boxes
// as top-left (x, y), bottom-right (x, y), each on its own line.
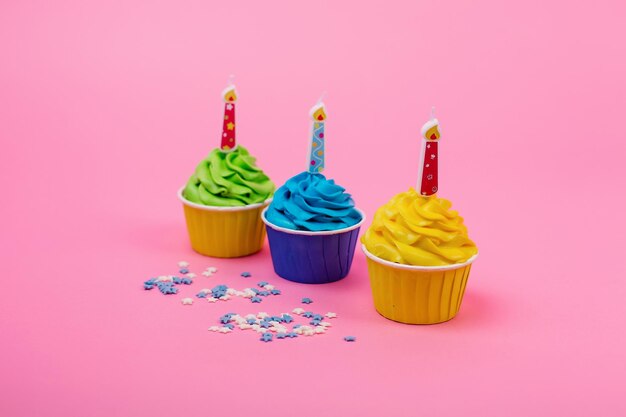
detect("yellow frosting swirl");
top-left (362, 188), bottom-right (478, 266)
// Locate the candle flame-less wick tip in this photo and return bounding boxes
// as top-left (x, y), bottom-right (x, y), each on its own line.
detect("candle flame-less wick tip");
top-left (430, 106), bottom-right (435, 120)
top-left (317, 91), bottom-right (327, 104)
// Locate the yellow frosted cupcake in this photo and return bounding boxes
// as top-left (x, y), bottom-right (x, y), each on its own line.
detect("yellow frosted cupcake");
top-left (361, 111), bottom-right (478, 324)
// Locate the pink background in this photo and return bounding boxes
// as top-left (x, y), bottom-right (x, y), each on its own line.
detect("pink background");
top-left (1, 1), bottom-right (625, 416)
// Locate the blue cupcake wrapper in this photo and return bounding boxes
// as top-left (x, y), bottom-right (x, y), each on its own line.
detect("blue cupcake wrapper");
top-left (262, 209), bottom-right (365, 284)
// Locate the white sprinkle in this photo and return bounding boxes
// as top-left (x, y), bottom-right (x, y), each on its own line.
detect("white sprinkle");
top-left (208, 326), bottom-right (220, 332)
top-left (257, 312), bottom-right (269, 319)
top-left (319, 321), bottom-right (332, 327)
top-left (325, 312), bottom-right (337, 318)
top-left (218, 327), bottom-right (232, 333)
top-left (156, 275), bottom-right (173, 282)
top-left (314, 326), bottom-right (326, 334)
top-left (219, 295), bottom-right (230, 301)
top-left (292, 308), bottom-right (305, 315)
top-left (178, 261), bottom-right (189, 267)
top-left (206, 266), bottom-right (218, 273)
top-left (264, 284), bottom-right (275, 290)
top-left (201, 271), bottom-right (213, 277)
top-left (186, 273), bottom-right (197, 278)
top-left (245, 314), bottom-right (257, 320)
top-left (181, 297), bottom-right (193, 305)
top-left (207, 297), bottom-right (218, 303)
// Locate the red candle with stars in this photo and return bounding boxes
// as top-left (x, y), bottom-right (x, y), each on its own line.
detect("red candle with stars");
top-left (417, 111), bottom-right (442, 196)
top-left (220, 84), bottom-right (238, 152)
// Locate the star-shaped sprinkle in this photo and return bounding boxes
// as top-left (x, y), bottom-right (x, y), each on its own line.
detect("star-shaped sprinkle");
top-left (257, 281), bottom-right (268, 287)
top-left (186, 273), bottom-right (197, 278)
top-left (251, 297), bottom-right (262, 303)
top-left (276, 332), bottom-right (287, 339)
top-left (260, 332), bottom-right (273, 342)
top-left (181, 298), bottom-right (193, 305)
top-left (301, 297), bottom-right (313, 304)
top-left (218, 327), bottom-right (232, 333)
top-left (207, 297), bottom-right (218, 302)
top-left (179, 268), bottom-right (189, 274)
top-left (344, 336), bottom-right (356, 342)
top-left (292, 308), bottom-right (305, 315)
top-left (202, 271), bottom-right (213, 277)
top-left (208, 326), bottom-right (220, 332)
top-left (325, 312), bottom-right (337, 319)
top-left (178, 261), bottom-right (189, 267)
top-left (319, 321), bottom-right (332, 327)
top-left (257, 312), bottom-right (269, 319)
top-left (241, 272), bottom-right (251, 277)
top-left (270, 289), bottom-right (281, 295)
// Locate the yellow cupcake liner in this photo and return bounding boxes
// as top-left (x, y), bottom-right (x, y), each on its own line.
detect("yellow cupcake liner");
top-left (362, 245), bottom-right (478, 324)
top-left (178, 188), bottom-right (270, 258)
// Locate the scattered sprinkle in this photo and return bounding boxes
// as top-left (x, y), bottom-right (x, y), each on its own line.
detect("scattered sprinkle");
top-left (241, 272), bottom-right (251, 277)
top-left (260, 332), bottom-right (273, 342)
top-left (302, 297), bottom-right (313, 304)
top-left (177, 261), bottom-right (189, 267)
top-left (325, 312), bottom-right (337, 319)
top-left (181, 298), bottom-right (193, 305)
top-left (344, 336), bottom-right (356, 342)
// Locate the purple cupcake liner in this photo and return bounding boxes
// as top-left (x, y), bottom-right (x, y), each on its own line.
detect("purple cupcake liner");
top-left (261, 208), bottom-right (365, 284)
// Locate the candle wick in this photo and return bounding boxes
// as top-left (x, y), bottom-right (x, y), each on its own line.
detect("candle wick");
top-left (430, 106), bottom-right (435, 121)
top-left (317, 91), bottom-right (327, 104)
top-left (228, 74), bottom-right (235, 86)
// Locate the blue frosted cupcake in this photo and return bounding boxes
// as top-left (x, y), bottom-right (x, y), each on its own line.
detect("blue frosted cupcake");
top-left (261, 99), bottom-right (364, 284)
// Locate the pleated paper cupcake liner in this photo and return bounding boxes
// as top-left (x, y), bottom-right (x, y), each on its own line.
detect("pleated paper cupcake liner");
top-left (262, 209), bottom-right (365, 284)
top-left (179, 187), bottom-right (270, 258)
top-left (363, 244), bottom-right (478, 324)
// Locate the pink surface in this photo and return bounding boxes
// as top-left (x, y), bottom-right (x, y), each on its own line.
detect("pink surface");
top-left (1, 1), bottom-right (625, 416)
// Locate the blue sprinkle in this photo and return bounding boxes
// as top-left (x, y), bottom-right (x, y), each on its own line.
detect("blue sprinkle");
top-left (310, 319), bottom-right (322, 326)
top-left (173, 277), bottom-right (182, 284)
top-left (260, 332), bottom-right (273, 342)
top-left (293, 324), bottom-right (302, 329)
top-left (302, 311), bottom-right (314, 318)
top-left (241, 272), bottom-right (251, 277)
top-left (246, 318), bottom-right (257, 325)
top-left (143, 284), bottom-right (154, 290)
top-left (179, 268), bottom-right (189, 274)
top-left (302, 297), bottom-right (313, 304)
top-left (181, 278), bottom-right (192, 285)
top-left (224, 323), bottom-right (235, 330)
top-left (250, 288), bottom-right (260, 294)
top-left (196, 292), bottom-right (207, 298)
top-left (260, 321), bottom-right (271, 328)
top-left (144, 278), bottom-right (157, 285)
top-left (257, 291), bottom-right (270, 297)
top-left (257, 281), bottom-right (268, 287)
top-left (251, 297), bottom-right (262, 303)
top-left (270, 289), bottom-right (281, 295)
top-left (269, 316), bottom-right (283, 322)
top-left (276, 332), bottom-right (287, 339)
top-left (282, 314), bottom-right (293, 323)
top-left (286, 332), bottom-right (298, 338)
top-left (313, 314), bottom-right (324, 321)
top-left (344, 336), bottom-right (356, 342)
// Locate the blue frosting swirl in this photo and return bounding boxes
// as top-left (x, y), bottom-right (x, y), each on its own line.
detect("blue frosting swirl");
top-left (265, 172), bottom-right (362, 232)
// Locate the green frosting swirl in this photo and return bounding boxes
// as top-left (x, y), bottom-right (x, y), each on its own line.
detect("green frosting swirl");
top-left (183, 146), bottom-right (275, 207)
